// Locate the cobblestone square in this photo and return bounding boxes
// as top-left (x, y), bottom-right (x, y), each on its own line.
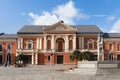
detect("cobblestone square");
top-left (0, 65), bottom-right (120, 80)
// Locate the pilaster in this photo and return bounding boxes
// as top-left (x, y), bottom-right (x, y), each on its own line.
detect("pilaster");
top-left (44, 35), bottom-right (47, 51)
top-left (35, 53), bottom-right (38, 65)
top-left (36, 38), bottom-right (39, 49)
top-left (73, 35), bottom-right (76, 50)
top-left (32, 53), bottom-right (34, 64)
top-left (20, 38), bottom-right (23, 49)
top-left (18, 39), bottom-right (20, 49)
top-left (40, 38), bottom-right (42, 50)
top-left (65, 35), bottom-right (69, 52)
top-left (82, 37), bottom-right (84, 49)
top-left (51, 35), bottom-right (55, 52)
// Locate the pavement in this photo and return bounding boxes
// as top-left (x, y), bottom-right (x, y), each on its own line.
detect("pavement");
top-left (0, 64), bottom-right (120, 80)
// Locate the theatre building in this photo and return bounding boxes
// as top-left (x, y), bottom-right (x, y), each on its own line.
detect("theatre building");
top-left (0, 21), bottom-right (120, 65)
top-left (16, 21), bottom-right (103, 65)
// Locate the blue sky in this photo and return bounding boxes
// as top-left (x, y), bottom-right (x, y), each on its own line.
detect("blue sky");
top-left (0, 0), bottom-right (120, 34)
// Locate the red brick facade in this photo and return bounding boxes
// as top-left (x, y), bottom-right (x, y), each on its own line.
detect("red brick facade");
top-left (0, 21), bottom-right (120, 65)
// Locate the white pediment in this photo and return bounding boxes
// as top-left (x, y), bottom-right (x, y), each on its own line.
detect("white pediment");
top-left (43, 21), bottom-right (76, 33)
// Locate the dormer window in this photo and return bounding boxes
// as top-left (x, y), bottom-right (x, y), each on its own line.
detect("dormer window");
top-left (26, 40), bottom-right (33, 49)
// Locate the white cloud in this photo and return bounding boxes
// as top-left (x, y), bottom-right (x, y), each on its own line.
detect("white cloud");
top-left (107, 16), bottom-right (115, 21)
top-left (29, 11), bottom-right (58, 25)
top-left (28, 1), bottom-right (89, 25)
top-left (110, 19), bottom-right (120, 33)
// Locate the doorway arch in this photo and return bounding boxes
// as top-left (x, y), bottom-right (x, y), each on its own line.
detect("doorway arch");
top-left (56, 38), bottom-right (65, 52)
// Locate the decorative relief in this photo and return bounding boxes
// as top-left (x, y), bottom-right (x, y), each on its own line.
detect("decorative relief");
top-left (55, 26), bottom-right (65, 30)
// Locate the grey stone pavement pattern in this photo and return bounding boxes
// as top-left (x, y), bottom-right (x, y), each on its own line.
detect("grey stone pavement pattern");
top-left (0, 65), bottom-right (120, 80)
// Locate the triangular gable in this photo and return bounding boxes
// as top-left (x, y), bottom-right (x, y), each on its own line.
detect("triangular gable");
top-left (43, 21), bottom-right (76, 33)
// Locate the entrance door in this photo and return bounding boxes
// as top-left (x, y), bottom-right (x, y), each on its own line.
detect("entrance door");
top-left (24, 55), bottom-right (32, 64)
top-left (57, 55), bottom-right (63, 64)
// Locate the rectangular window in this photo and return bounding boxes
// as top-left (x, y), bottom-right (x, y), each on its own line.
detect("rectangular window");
top-left (0, 44), bottom-right (2, 51)
top-left (7, 43), bottom-right (11, 51)
top-left (28, 43), bottom-right (32, 49)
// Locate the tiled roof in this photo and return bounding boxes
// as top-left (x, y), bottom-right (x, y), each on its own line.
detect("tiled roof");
top-left (0, 34), bottom-right (18, 39)
top-left (104, 33), bottom-right (120, 38)
top-left (17, 25), bottom-right (47, 34)
top-left (71, 25), bottom-right (103, 34)
top-left (17, 25), bottom-right (102, 34)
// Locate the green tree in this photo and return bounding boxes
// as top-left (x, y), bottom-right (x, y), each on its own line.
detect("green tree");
top-left (15, 54), bottom-right (25, 62)
top-left (70, 50), bottom-right (80, 66)
top-left (81, 51), bottom-right (94, 61)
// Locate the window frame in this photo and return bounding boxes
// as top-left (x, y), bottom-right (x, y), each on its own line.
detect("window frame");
top-left (87, 39), bottom-right (94, 50)
top-left (26, 40), bottom-right (33, 49)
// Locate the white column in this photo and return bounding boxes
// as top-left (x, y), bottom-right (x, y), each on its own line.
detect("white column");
top-left (18, 39), bottom-right (20, 49)
top-left (36, 38), bottom-right (39, 49)
top-left (73, 35), bottom-right (76, 50)
top-left (79, 37), bottom-right (81, 49)
top-left (82, 37), bottom-right (84, 49)
top-left (65, 35), bottom-right (69, 52)
top-left (40, 38), bottom-right (42, 50)
top-left (20, 38), bottom-right (23, 49)
top-left (36, 53), bottom-right (38, 65)
top-left (51, 35), bottom-right (55, 52)
top-left (44, 35), bottom-right (47, 51)
top-left (32, 53), bottom-right (34, 64)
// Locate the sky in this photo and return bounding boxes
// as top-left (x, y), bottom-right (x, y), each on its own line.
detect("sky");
top-left (0, 0), bottom-right (120, 34)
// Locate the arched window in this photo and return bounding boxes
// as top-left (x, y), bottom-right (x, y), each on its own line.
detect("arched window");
top-left (88, 39), bottom-right (94, 49)
top-left (56, 38), bottom-right (65, 52)
top-left (26, 40), bottom-right (33, 49)
top-left (69, 40), bottom-right (73, 50)
top-left (47, 40), bottom-right (51, 50)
